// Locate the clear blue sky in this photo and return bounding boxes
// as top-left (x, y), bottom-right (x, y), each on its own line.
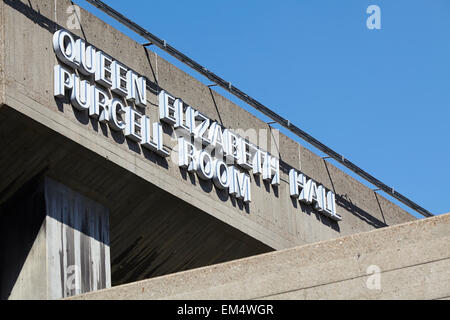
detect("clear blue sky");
top-left (77, 0), bottom-right (450, 217)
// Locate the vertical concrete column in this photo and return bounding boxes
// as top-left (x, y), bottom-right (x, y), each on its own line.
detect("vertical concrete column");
top-left (44, 177), bottom-right (111, 299)
top-left (1, 177), bottom-right (111, 300)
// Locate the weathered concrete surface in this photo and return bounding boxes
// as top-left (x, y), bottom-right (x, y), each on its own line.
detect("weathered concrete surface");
top-left (0, 176), bottom-right (111, 300)
top-left (44, 177), bottom-right (111, 299)
top-left (0, 107), bottom-right (273, 287)
top-left (0, 0), bottom-right (416, 255)
top-left (0, 176), bottom-right (47, 300)
top-left (70, 213), bottom-right (450, 300)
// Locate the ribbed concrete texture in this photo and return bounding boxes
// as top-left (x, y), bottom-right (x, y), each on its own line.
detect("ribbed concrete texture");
top-left (70, 213), bottom-right (450, 300)
top-left (1, 177), bottom-right (110, 300)
top-left (44, 177), bottom-right (111, 299)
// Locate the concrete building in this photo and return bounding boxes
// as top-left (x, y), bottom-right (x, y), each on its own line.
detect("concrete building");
top-left (0, 0), bottom-right (446, 300)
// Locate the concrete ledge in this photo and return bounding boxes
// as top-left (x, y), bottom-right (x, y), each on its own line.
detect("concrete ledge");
top-left (70, 213), bottom-right (450, 300)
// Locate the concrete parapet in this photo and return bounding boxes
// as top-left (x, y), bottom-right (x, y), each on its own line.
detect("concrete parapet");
top-left (70, 213), bottom-right (450, 300)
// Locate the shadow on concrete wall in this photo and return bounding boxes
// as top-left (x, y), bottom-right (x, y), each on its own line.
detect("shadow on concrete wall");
top-left (4, 0), bottom-right (60, 32)
top-left (322, 160), bottom-right (387, 228)
top-left (282, 158), bottom-right (388, 231)
top-left (0, 174), bottom-right (46, 300)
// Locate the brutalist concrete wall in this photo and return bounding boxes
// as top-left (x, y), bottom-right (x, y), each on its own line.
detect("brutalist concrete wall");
top-left (0, 176), bottom-right (47, 300)
top-left (44, 177), bottom-right (111, 299)
top-left (0, 105), bottom-right (274, 286)
top-left (0, 0), bottom-right (415, 251)
top-left (1, 176), bottom-right (110, 300)
top-left (70, 213), bottom-right (450, 300)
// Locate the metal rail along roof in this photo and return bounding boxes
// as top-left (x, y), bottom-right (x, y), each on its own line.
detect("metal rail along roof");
top-left (83, 0), bottom-right (433, 218)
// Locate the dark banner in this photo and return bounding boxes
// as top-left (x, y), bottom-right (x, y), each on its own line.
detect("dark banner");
top-left (1, 300), bottom-right (446, 319)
